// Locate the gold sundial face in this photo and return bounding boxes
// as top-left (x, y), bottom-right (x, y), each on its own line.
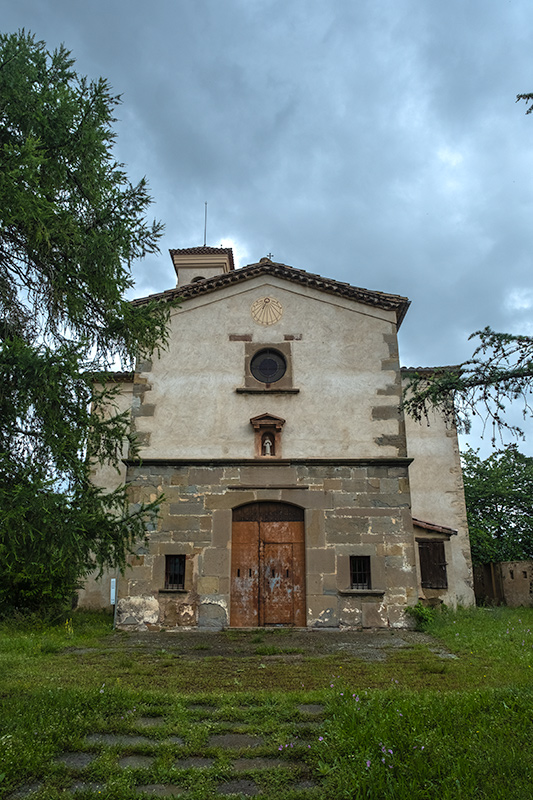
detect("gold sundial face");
top-left (250, 296), bottom-right (283, 326)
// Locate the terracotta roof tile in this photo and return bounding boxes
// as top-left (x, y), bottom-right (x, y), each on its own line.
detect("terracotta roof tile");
top-left (401, 365), bottom-right (461, 375)
top-left (134, 259), bottom-right (411, 328)
top-left (169, 246), bottom-right (235, 271)
top-left (412, 517), bottom-right (457, 535)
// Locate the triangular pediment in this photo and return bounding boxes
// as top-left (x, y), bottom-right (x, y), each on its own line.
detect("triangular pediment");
top-left (133, 257), bottom-right (411, 328)
top-left (250, 413), bottom-right (286, 430)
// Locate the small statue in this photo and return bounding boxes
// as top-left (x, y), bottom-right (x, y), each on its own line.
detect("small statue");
top-left (263, 436), bottom-right (274, 456)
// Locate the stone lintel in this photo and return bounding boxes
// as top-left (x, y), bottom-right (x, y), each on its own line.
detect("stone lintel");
top-left (122, 457), bottom-right (414, 467)
top-left (225, 484), bottom-right (309, 490)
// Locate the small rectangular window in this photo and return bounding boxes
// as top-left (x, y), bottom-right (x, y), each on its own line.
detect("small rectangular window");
top-left (418, 540), bottom-right (447, 589)
top-left (165, 555), bottom-right (186, 590)
top-left (350, 556), bottom-right (371, 589)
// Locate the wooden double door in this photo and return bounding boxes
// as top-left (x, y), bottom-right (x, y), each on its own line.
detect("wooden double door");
top-left (230, 502), bottom-right (306, 627)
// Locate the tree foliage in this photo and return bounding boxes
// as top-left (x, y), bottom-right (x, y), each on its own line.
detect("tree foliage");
top-left (0, 31), bottom-right (170, 614)
top-left (462, 445), bottom-right (533, 564)
top-left (403, 328), bottom-right (533, 441)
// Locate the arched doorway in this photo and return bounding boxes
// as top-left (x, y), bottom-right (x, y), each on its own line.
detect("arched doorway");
top-left (230, 502), bottom-right (306, 627)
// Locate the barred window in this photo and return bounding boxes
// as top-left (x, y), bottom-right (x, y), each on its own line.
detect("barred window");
top-left (165, 555), bottom-right (186, 590)
top-left (350, 556), bottom-right (371, 590)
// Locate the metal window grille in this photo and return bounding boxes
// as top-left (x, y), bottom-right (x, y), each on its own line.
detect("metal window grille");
top-left (250, 349), bottom-right (287, 383)
top-left (350, 555), bottom-right (371, 589)
top-left (165, 555), bottom-right (186, 590)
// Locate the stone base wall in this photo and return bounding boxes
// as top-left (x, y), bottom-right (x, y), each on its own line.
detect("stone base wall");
top-left (111, 460), bottom-right (418, 631)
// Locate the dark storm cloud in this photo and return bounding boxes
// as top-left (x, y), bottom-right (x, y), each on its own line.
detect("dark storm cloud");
top-left (3, 0), bottom-right (533, 449)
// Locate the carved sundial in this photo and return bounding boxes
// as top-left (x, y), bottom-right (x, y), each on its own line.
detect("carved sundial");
top-left (250, 296), bottom-right (283, 326)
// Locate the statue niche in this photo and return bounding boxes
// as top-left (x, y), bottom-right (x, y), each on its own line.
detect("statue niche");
top-left (250, 413), bottom-right (285, 459)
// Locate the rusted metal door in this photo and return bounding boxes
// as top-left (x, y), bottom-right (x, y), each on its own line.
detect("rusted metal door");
top-left (230, 502), bottom-right (305, 627)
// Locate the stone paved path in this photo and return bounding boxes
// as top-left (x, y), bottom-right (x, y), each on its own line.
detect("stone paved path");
top-left (9, 702), bottom-right (325, 798)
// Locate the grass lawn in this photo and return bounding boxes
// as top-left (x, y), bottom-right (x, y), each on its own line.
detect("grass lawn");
top-left (0, 606), bottom-right (532, 799)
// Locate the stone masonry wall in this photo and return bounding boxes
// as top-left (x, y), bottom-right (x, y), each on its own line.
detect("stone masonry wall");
top-left (114, 460), bottom-right (418, 631)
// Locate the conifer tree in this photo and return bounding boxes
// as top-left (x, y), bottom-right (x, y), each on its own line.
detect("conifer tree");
top-left (0, 31), bottom-right (170, 613)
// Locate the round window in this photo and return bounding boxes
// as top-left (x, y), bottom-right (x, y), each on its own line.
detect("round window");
top-left (250, 349), bottom-right (287, 384)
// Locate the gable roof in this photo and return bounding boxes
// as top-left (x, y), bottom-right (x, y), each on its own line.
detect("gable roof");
top-left (133, 257), bottom-right (411, 328)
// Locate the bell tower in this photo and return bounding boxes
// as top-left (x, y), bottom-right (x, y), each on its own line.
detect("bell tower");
top-left (169, 246), bottom-right (235, 288)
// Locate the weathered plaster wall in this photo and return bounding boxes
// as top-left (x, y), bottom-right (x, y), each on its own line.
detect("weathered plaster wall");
top-left (89, 380), bottom-right (133, 491)
top-left (131, 277), bottom-right (404, 461)
top-left (403, 394), bottom-right (475, 607)
top-left (112, 460), bottom-right (417, 631)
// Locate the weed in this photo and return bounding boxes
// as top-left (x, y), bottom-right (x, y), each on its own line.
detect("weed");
top-left (255, 645), bottom-right (304, 656)
top-left (39, 638), bottom-right (62, 654)
top-left (405, 600), bottom-right (438, 630)
top-left (255, 645), bottom-right (285, 656)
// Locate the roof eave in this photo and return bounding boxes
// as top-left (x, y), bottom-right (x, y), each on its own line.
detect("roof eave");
top-left (132, 261), bottom-right (410, 327)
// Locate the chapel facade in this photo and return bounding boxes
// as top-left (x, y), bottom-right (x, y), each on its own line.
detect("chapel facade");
top-left (80, 247), bottom-right (475, 629)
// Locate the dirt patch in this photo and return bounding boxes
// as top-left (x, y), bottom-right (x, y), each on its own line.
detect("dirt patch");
top-left (97, 628), bottom-right (438, 662)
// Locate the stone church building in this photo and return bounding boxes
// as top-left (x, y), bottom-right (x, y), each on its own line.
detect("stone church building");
top-left (80, 246), bottom-right (475, 629)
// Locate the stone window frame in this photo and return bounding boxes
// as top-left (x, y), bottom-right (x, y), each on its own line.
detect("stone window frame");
top-left (337, 551), bottom-right (385, 596)
top-left (350, 555), bottom-right (372, 589)
top-left (156, 551), bottom-right (193, 594)
top-left (164, 554), bottom-right (186, 589)
top-left (236, 341), bottom-right (298, 393)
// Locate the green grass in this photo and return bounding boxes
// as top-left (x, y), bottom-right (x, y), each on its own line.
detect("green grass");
top-left (0, 608), bottom-right (532, 798)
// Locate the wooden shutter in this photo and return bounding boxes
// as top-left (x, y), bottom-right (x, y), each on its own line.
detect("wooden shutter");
top-left (418, 540), bottom-right (448, 589)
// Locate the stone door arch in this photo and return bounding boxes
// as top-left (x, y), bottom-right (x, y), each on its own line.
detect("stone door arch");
top-left (230, 502), bottom-right (306, 627)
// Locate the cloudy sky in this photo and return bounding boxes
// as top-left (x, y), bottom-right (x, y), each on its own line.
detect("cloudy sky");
top-left (4, 0), bottom-right (533, 451)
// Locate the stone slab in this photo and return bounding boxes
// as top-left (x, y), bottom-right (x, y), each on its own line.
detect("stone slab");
top-left (135, 785), bottom-right (185, 796)
top-left (208, 733), bottom-right (263, 749)
top-left (167, 736), bottom-right (185, 745)
top-left (7, 783), bottom-right (42, 798)
top-left (119, 755), bottom-right (156, 769)
top-left (86, 733), bottom-right (154, 746)
top-left (173, 757), bottom-right (215, 769)
top-left (233, 757), bottom-right (286, 771)
top-left (297, 704), bottom-right (324, 716)
top-left (71, 782), bottom-right (106, 793)
top-left (217, 779), bottom-right (261, 796)
top-left (54, 752), bottom-right (97, 768)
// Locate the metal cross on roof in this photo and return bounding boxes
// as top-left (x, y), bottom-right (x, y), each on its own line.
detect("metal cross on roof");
top-left (266, 252), bottom-right (274, 260)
